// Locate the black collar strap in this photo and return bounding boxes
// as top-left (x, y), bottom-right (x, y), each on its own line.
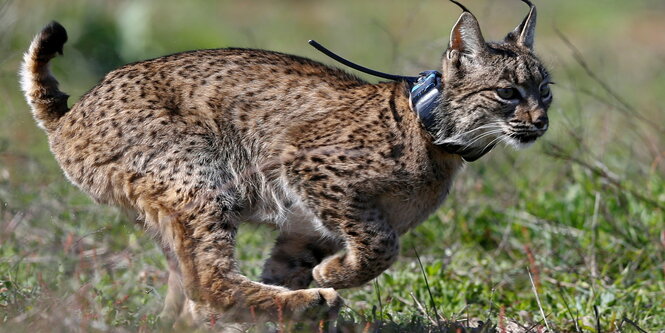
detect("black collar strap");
top-left (308, 40), bottom-right (491, 162)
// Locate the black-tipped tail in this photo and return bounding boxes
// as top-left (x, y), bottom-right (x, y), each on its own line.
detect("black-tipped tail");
top-left (37, 21), bottom-right (68, 58)
top-left (20, 21), bottom-right (70, 131)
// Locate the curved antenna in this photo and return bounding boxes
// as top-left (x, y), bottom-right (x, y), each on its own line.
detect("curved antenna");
top-left (449, 0), bottom-right (471, 13)
top-left (308, 40), bottom-right (418, 83)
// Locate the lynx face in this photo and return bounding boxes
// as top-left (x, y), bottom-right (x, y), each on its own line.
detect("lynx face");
top-left (433, 1), bottom-right (552, 161)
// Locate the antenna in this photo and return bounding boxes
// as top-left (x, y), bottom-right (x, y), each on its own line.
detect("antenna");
top-left (449, 0), bottom-right (470, 13)
top-left (308, 40), bottom-right (418, 83)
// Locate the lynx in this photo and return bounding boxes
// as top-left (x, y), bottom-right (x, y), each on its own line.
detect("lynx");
top-left (20, 0), bottom-right (551, 325)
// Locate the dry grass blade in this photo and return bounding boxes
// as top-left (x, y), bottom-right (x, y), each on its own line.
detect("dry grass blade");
top-left (410, 292), bottom-right (439, 327)
top-left (528, 267), bottom-right (552, 332)
top-left (413, 247), bottom-right (444, 332)
top-left (590, 192), bottom-right (600, 278)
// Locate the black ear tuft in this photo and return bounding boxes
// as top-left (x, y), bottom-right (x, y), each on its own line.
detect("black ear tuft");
top-left (38, 21), bottom-right (68, 57)
top-left (505, 0), bottom-right (537, 50)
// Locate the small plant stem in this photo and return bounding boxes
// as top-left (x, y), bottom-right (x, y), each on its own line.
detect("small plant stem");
top-left (528, 267), bottom-right (552, 332)
top-left (413, 247), bottom-right (444, 332)
top-left (590, 192), bottom-right (600, 278)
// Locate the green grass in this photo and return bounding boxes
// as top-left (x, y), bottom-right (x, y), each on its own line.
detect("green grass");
top-left (1, 0), bottom-right (664, 332)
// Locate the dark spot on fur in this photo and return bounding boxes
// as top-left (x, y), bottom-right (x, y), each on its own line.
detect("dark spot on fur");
top-left (390, 144), bottom-right (404, 159)
top-left (309, 174), bottom-right (328, 182)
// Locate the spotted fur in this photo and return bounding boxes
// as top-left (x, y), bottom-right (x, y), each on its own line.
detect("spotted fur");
top-left (19, 2), bottom-right (551, 326)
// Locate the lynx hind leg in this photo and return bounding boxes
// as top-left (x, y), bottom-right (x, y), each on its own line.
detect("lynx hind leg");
top-left (158, 246), bottom-right (186, 324)
top-left (261, 233), bottom-right (342, 290)
top-left (160, 198), bottom-right (343, 323)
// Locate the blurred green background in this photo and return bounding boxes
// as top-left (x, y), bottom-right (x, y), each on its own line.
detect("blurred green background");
top-left (1, 0), bottom-right (663, 332)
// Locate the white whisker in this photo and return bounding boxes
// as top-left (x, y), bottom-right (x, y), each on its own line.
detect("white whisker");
top-left (480, 133), bottom-right (506, 153)
top-left (456, 122), bottom-right (504, 137)
top-left (462, 129), bottom-right (504, 150)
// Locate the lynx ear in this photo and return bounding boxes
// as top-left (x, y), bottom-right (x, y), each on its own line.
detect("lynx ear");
top-left (505, 0), bottom-right (537, 50)
top-left (448, 10), bottom-right (487, 58)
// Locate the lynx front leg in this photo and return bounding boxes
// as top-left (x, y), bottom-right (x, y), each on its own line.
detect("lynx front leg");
top-left (261, 233), bottom-right (342, 290)
top-left (164, 199), bottom-right (343, 323)
top-left (287, 154), bottom-right (400, 290)
top-left (311, 205), bottom-right (399, 289)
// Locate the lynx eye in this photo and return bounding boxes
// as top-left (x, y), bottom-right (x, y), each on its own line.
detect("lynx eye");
top-left (539, 84), bottom-right (552, 100)
top-left (496, 88), bottom-right (520, 101)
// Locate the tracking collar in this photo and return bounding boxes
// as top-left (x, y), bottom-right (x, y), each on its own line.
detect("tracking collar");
top-left (308, 40), bottom-right (491, 162)
top-left (408, 72), bottom-right (494, 162)
top-left (408, 70), bottom-right (443, 137)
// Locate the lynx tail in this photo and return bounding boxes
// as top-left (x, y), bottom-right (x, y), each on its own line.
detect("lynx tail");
top-left (20, 21), bottom-right (70, 131)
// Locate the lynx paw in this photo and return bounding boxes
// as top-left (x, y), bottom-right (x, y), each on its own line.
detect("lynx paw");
top-left (277, 288), bottom-right (343, 320)
top-left (312, 257), bottom-right (348, 289)
top-left (184, 287), bottom-right (343, 324)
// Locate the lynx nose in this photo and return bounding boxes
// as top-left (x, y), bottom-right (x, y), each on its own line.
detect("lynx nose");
top-left (533, 115), bottom-right (548, 130)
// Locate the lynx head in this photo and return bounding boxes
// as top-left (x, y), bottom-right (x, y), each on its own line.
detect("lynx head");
top-left (433, 0), bottom-right (552, 161)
